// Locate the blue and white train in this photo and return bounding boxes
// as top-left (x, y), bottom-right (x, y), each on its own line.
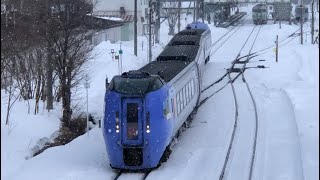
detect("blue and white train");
top-left (103, 22), bottom-right (212, 170)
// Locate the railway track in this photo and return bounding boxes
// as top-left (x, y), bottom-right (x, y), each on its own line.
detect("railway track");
top-left (210, 13), bottom-right (252, 57)
top-left (113, 169), bottom-right (152, 180)
top-left (217, 25), bottom-right (262, 180)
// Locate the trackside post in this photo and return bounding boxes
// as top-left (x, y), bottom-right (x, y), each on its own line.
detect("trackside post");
top-left (84, 74), bottom-right (90, 135)
top-left (276, 35), bottom-right (278, 62)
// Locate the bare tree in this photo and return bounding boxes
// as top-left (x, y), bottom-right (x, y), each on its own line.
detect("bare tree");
top-left (1, 0), bottom-right (94, 125)
top-left (162, 2), bottom-right (180, 35)
top-left (5, 75), bottom-right (20, 125)
top-left (46, 0), bottom-right (94, 127)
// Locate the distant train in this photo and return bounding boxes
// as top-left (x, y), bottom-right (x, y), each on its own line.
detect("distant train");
top-left (252, 4), bottom-right (268, 25)
top-left (102, 22), bottom-right (212, 170)
top-left (295, 5), bottom-right (308, 22)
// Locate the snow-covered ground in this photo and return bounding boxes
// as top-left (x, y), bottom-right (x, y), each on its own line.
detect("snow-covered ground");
top-left (1, 6), bottom-right (319, 180)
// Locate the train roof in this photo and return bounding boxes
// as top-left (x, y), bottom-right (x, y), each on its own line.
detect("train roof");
top-left (139, 24), bottom-right (208, 83)
top-left (167, 35), bottom-right (201, 46)
top-left (186, 21), bottom-right (210, 30)
top-left (177, 29), bottom-right (206, 36)
top-left (139, 61), bottom-right (191, 82)
top-left (156, 45), bottom-right (200, 62)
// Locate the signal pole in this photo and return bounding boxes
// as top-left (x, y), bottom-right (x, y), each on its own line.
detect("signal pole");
top-left (193, 0), bottom-right (196, 21)
top-left (149, 0), bottom-right (152, 63)
top-left (178, 0), bottom-right (181, 32)
top-left (300, 0), bottom-right (304, 45)
top-left (155, 0), bottom-right (160, 43)
top-left (134, 0), bottom-right (138, 56)
top-left (311, 0), bottom-right (315, 44)
top-left (202, 0), bottom-right (205, 22)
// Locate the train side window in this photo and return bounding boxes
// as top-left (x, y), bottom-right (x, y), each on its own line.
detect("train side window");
top-left (186, 82), bottom-right (189, 103)
top-left (205, 39), bottom-right (209, 50)
top-left (177, 93), bottom-right (180, 115)
top-left (179, 89), bottom-right (183, 113)
top-left (185, 83), bottom-right (188, 104)
top-left (192, 78), bottom-right (195, 95)
top-left (187, 81), bottom-right (190, 102)
top-left (191, 78), bottom-right (194, 97)
top-left (183, 87), bottom-right (186, 109)
top-left (180, 88), bottom-right (183, 111)
top-left (190, 79), bottom-right (193, 97)
top-left (183, 86), bottom-right (186, 108)
top-left (186, 84), bottom-right (189, 104)
top-left (181, 87), bottom-right (185, 109)
top-left (189, 80), bottom-right (192, 98)
top-left (171, 98), bottom-right (174, 117)
top-left (190, 80), bottom-right (193, 97)
top-left (183, 86), bottom-right (187, 107)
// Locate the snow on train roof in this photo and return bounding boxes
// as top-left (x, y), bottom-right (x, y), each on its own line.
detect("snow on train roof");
top-left (186, 21), bottom-right (209, 30)
top-left (167, 35), bottom-right (201, 46)
top-left (177, 29), bottom-right (206, 36)
top-left (139, 26), bottom-right (205, 83)
top-left (157, 45), bottom-right (200, 62)
top-left (139, 61), bottom-right (191, 83)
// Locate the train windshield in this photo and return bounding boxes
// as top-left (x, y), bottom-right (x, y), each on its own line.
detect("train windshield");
top-left (109, 76), bottom-right (164, 95)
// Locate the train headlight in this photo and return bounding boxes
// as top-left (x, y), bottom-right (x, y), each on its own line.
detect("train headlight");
top-left (116, 111), bottom-right (120, 133)
top-left (146, 112), bottom-right (150, 133)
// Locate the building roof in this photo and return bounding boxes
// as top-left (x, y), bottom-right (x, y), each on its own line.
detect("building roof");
top-left (92, 14), bottom-right (134, 22)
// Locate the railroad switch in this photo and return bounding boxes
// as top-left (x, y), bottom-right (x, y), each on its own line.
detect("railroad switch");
top-left (234, 60), bottom-right (247, 64)
top-left (244, 65), bottom-right (268, 69)
top-left (228, 68), bottom-right (242, 73)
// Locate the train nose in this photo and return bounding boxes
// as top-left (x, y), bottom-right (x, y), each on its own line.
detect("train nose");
top-left (121, 98), bottom-right (144, 146)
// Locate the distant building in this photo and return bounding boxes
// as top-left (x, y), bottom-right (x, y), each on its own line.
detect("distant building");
top-left (161, 2), bottom-right (195, 17)
top-left (92, 0), bottom-right (149, 42)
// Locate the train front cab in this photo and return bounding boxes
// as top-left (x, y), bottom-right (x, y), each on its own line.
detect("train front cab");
top-left (103, 72), bottom-right (172, 170)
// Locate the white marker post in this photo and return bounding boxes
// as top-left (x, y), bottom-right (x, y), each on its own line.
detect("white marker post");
top-left (84, 74), bottom-right (90, 135)
top-left (119, 44), bottom-right (123, 75)
top-left (115, 53), bottom-right (120, 75)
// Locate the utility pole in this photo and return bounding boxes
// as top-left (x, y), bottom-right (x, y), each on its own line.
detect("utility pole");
top-left (178, 0), bottom-right (181, 32)
top-left (311, 0), bottom-right (315, 44)
top-left (5, 0), bottom-right (8, 27)
top-left (193, 0), bottom-right (196, 21)
top-left (91, 0), bottom-right (93, 30)
top-left (91, 0), bottom-right (94, 44)
top-left (134, 0), bottom-right (138, 56)
top-left (155, 0), bottom-right (160, 43)
top-left (148, 0), bottom-right (152, 63)
top-left (196, 0), bottom-right (199, 21)
top-left (46, 0), bottom-right (53, 110)
top-left (300, 0), bottom-right (304, 45)
top-left (202, 0), bottom-right (205, 22)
